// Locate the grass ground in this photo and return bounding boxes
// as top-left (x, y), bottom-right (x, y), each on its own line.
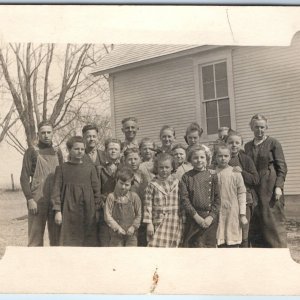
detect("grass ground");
top-left (0, 189), bottom-right (300, 262)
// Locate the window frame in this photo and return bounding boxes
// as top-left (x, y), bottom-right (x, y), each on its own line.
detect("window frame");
top-left (193, 48), bottom-right (236, 142)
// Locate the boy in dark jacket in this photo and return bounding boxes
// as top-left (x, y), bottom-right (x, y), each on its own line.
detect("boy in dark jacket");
top-left (227, 132), bottom-right (260, 247)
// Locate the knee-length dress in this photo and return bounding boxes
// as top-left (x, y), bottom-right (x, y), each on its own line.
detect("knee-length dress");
top-left (180, 169), bottom-right (220, 248)
top-left (51, 162), bottom-right (101, 246)
top-left (143, 176), bottom-right (183, 247)
top-left (216, 166), bottom-right (246, 246)
top-left (245, 136), bottom-right (287, 248)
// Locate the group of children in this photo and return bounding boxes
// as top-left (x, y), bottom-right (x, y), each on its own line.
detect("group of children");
top-left (51, 117), bottom-right (260, 248)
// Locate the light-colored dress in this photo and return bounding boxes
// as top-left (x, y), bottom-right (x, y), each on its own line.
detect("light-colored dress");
top-left (144, 175), bottom-right (183, 247)
top-left (216, 166), bottom-right (246, 246)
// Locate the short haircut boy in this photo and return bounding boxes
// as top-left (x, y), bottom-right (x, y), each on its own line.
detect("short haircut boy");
top-left (66, 136), bottom-right (84, 150)
top-left (121, 117), bottom-right (138, 125)
top-left (124, 147), bottom-right (140, 158)
top-left (226, 130), bottom-right (244, 145)
top-left (139, 137), bottom-right (156, 150)
top-left (116, 166), bottom-right (135, 183)
top-left (104, 138), bottom-right (122, 151)
top-left (215, 143), bottom-right (231, 155)
top-left (82, 124), bottom-right (99, 135)
top-left (38, 120), bottom-right (53, 131)
top-left (172, 143), bottom-right (187, 152)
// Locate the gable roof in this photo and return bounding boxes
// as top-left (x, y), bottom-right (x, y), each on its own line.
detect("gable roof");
top-left (91, 44), bottom-right (214, 76)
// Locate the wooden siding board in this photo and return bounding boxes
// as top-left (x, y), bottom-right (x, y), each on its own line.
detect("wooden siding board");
top-left (232, 45), bottom-right (300, 195)
top-left (111, 44), bottom-right (299, 195)
top-left (113, 57), bottom-right (196, 147)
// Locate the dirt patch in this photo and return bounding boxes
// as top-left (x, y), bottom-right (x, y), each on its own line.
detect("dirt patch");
top-left (0, 190), bottom-right (300, 263)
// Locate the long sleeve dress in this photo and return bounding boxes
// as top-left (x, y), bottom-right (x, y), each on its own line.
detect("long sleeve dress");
top-left (216, 166), bottom-right (246, 246)
top-left (180, 169), bottom-right (220, 247)
top-left (245, 136), bottom-right (288, 248)
top-left (51, 162), bottom-right (101, 246)
top-left (143, 175), bottom-right (183, 247)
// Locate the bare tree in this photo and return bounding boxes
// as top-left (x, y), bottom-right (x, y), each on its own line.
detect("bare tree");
top-left (0, 43), bottom-right (111, 153)
top-left (53, 108), bottom-right (111, 154)
top-left (0, 103), bottom-right (18, 144)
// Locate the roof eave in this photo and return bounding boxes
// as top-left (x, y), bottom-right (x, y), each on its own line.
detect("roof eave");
top-left (91, 45), bottom-right (221, 76)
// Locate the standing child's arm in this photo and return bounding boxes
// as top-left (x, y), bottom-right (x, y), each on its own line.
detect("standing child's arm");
top-left (144, 183), bottom-right (155, 237)
top-left (104, 194), bottom-right (125, 234)
top-left (127, 193), bottom-right (142, 236)
top-left (51, 165), bottom-right (63, 225)
top-left (179, 174), bottom-right (205, 227)
top-left (90, 166), bottom-right (102, 210)
top-left (240, 154), bottom-right (260, 186)
top-left (236, 173), bottom-right (248, 225)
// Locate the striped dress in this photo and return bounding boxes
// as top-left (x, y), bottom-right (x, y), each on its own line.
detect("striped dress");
top-left (143, 175), bottom-right (183, 247)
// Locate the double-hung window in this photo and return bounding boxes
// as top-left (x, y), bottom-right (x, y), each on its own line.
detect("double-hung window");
top-left (200, 61), bottom-right (231, 135)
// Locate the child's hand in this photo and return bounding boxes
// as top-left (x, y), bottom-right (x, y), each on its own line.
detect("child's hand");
top-left (275, 187), bottom-right (282, 200)
top-left (27, 199), bottom-right (38, 215)
top-left (208, 169), bottom-right (216, 175)
top-left (233, 166), bottom-right (242, 173)
top-left (147, 223), bottom-right (154, 237)
top-left (240, 215), bottom-right (248, 226)
top-left (194, 214), bottom-right (205, 227)
top-left (203, 216), bottom-right (213, 228)
top-left (127, 226), bottom-right (135, 236)
top-left (55, 211), bottom-right (62, 226)
top-left (117, 227), bottom-right (126, 235)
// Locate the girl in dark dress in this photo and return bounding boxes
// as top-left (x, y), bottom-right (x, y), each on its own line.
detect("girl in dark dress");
top-left (244, 114), bottom-right (288, 248)
top-left (51, 136), bottom-right (101, 246)
top-left (180, 145), bottom-right (220, 248)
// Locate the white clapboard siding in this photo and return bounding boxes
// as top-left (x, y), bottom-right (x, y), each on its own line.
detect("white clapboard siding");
top-left (112, 57), bottom-right (196, 146)
top-left (111, 41), bottom-right (300, 195)
top-left (232, 39), bottom-right (300, 195)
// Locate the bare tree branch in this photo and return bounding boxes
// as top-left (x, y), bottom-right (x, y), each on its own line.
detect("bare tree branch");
top-left (0, 48), bottom-right (24, 122)
top-left (6, 139), bottom-right (24, 155)
top-left (49, 44), bottom-right (90, 124)
top-left (6, 130), bottom-right (26, 154)
top-left (25, 43), bottom-right (36, 141)
top-left (43, 43), bottom-right (54, 120)
top-left (32, 45), bottom-right (43, 124)
top-left (9, 43), bottom-right (27, 75)
top-left (0, 43), bottom-right (111, 150)
top-left (0, 103), bottom-right (15, 143)
top-left (54, 70), bottom-right (81, 128)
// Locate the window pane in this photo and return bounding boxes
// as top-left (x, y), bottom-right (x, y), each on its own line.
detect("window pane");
top-left (206, 101), bottom-right (217, 118)
top-left (218, 98), bottom-right (230, 116)
top-left (215, 62), bottom-right (227, 80)
top-left (207, 118), bottom-right (219, 135)
top-left (219, 116), bottom-right (231, 128)
top-left (216, 78), bottom-right (228, 98)
top-left (202, 65), bottom-right (214, 83)
top-left (203, 82), bottom-right (215, 100)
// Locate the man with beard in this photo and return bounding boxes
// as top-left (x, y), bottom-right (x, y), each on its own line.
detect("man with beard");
top-left (20, 120), bottom-right (63, 246)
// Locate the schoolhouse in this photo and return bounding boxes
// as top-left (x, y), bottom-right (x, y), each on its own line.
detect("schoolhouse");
top-left (92, 34), bottom-right (300, 196)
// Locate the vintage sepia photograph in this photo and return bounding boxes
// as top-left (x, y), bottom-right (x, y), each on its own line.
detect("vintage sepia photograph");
top-left (0, 5), bottom-right (300, 295)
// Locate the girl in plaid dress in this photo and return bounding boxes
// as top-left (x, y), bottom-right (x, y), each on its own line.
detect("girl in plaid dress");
top-left (144, 153), bottom-right (184, 247)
